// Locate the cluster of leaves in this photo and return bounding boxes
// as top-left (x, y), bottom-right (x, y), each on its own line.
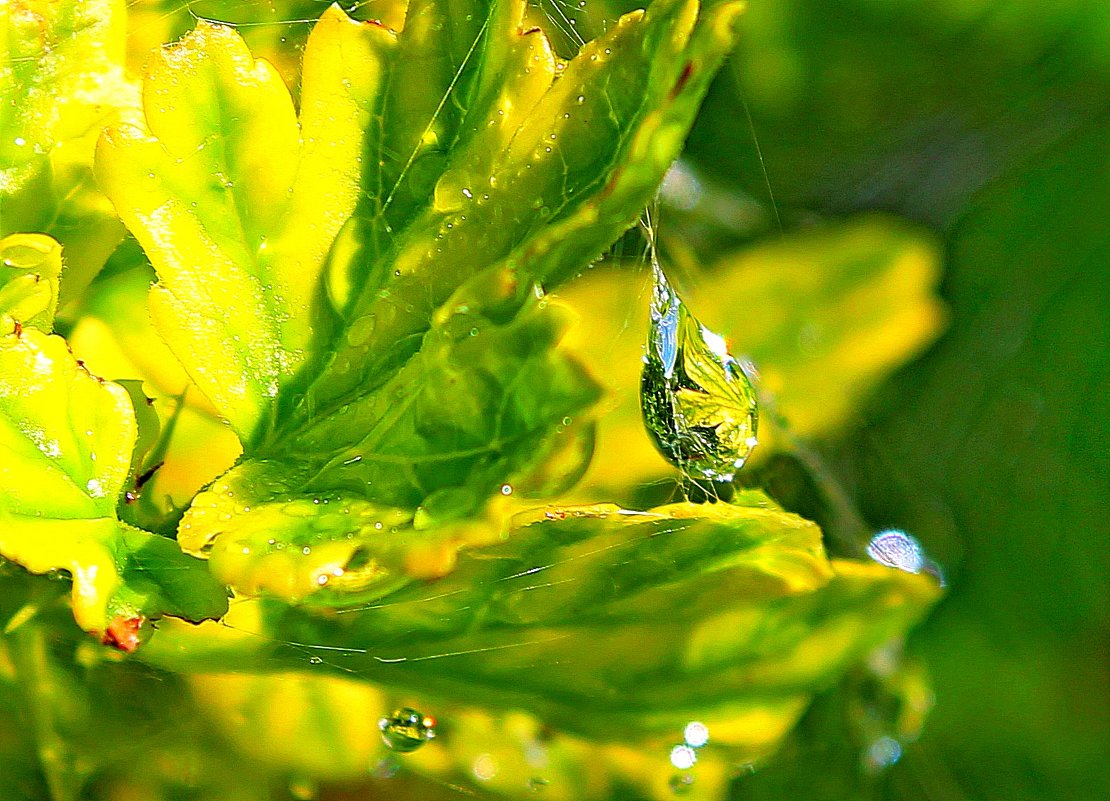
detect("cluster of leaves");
top-left (1, 1), bottom-right (945, 799)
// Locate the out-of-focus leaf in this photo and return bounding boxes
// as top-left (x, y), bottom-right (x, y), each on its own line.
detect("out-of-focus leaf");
top-left (0, 0), bottom-right (136, 303)
top-left (0, 594), bottom-right (274, 801)
top-left (731, 647), bottom-right (934, 801)
top-left (99, 0), bottom-right (743, 596)
top-left (0, 293), bottom-right (227, 636)
top-left (149, 496), bottom-right (939, 799)
top-left (559, 216), bottom-right (945, 495)
top-left (0, 233), bottom-right (62, 332)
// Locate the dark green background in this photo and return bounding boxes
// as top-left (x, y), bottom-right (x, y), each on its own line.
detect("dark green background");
top-left (678, 0), bottom-right (1109, 798)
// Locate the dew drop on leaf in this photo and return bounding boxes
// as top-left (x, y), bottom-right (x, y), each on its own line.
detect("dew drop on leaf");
top-left (669, 772), bottom-right (696, 795)
top-left (640, 259), bottom-right (758, 483)
top-left (683, 720), bottom-right (709, 748)
top-left (669, 743), bottom-right (697, 770)
top-left (866, 529), bottom-right (924, 574)
top-left (379, 708), bottom-right (437, 753)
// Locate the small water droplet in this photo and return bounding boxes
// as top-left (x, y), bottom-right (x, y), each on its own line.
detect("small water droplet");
top-left (473, 753), bottom-right (498, 781)
top-left (379, 708), bottom-right (437, 752)
top-left (640, 259), bottom-right (758, 483)
top-left (683, 721), bottom-right (709, 748)
top-left (866, 530), bottom-right (924, 574)
top-left (500, 483), bottom-right (513, 496)
top-left (346, 314), bottom-right (376, 347)
top-left (373, 755), bottom-right (401, 778)
top-left (864, 735), bottom-right (903, 772)
top-left (669, 772), bottom-right (695, 795)
top-left (670, 744), bottom-right (697, 770)
top-left (528, 777), bottom-right (549, 792)
top-left (308, 655), bottom-right (323, 665)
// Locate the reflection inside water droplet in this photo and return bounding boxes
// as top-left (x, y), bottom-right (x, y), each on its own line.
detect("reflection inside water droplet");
top-left (640, 259), bottom-right (758, 483)
top-left (379, 708), bottom-right (437, 752)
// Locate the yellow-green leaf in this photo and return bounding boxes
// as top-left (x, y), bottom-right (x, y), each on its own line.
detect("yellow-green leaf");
top-left (0, 0), bottom-right (135, 302)
top-left (0, 233), bottom-right (62, 332)
top-left (145, 497), bottom-right (940, 800)
top-left (96, 6), bottom-right (392, 443)
top-left (0, 324), bottom-right (226, 635)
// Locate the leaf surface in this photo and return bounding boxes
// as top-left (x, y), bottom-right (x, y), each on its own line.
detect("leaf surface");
top-left (0, 236), bottom-right (227, 635)
top-left (99, 0), bottom-right (744, 591)
top-left (0, 0), bottom-right (135, 303)
top-left (148, 496), bottom-right (940, 799)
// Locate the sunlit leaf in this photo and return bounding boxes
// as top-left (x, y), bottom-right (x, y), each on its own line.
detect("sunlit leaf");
top-left (0, 0), bottom-right (136, 304)
top-left (0, 279), bottom-right (226, 637)
top-left (178, 299), bottom-right (598, 604)
top-left (149, 496), bottom-right (940, 799)
top-left (99, 0), bottom-right (743, 591)
top-left (97, 6), bottom-right (381, 441)
top-left (0, 232), bottom-right (62, 332)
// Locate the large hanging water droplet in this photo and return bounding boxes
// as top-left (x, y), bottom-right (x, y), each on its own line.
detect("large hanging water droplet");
top-left (640, 260), bottom-right (758, 482)
top-left (379, 707), bottom-right (437, 752)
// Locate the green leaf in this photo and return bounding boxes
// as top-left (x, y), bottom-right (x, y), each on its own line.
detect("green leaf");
top-left (178, 297), bottom-right (600, 603)
top-left (297, 0), bottom-right (745, 424)
top-left (0, 233), bottom-right (62, 332)
top-left (0, 0), bottom-right (134, 303)
top-left (0, 308), bottom-right (227, 637)
top-left (96, 6), bottom-right (398, 443)
top-left (146, 496), bottom-right (940, 799)
top-left (99, 0), bottom-right (741, 599)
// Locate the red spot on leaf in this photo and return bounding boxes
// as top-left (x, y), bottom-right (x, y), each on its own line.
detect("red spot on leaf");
top-left (670, 62), bottom-right (695, 99)
top-left (102, 616), bottom-right (144, 653)
top-left (12, 320), bottom-right (22, 337)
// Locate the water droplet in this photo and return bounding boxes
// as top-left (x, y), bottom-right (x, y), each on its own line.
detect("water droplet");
top-left (640, 260), bottom-right (758, 482)
top-left (473, 753), bottom-right (498, 780)
top-left (346, 314), bottom-right (376, 347)
top-left (308, 655), bottom-right (323, 665)
top-left (669, 772), bottom-right (695, 795)
top-left (683, 721), bottom-right (709, 748)
top-left (433, 168), bottom-right (472, 213)
top-left (500, 483), bottom-right (513, 496)
top-left (669, 744), bottom-right (697, 770)
top-left (379, 708), bottom-right (437, 752)
top-left (373, 755), bottom-right (401, 778)
top-left (864, 735), bottom-right (903, 772)
top-left (866, 530), bottom-right (924, 574)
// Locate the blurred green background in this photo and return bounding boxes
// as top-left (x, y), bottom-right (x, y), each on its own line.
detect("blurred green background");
top-left (678, 1), bottom-right (1109, 798)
